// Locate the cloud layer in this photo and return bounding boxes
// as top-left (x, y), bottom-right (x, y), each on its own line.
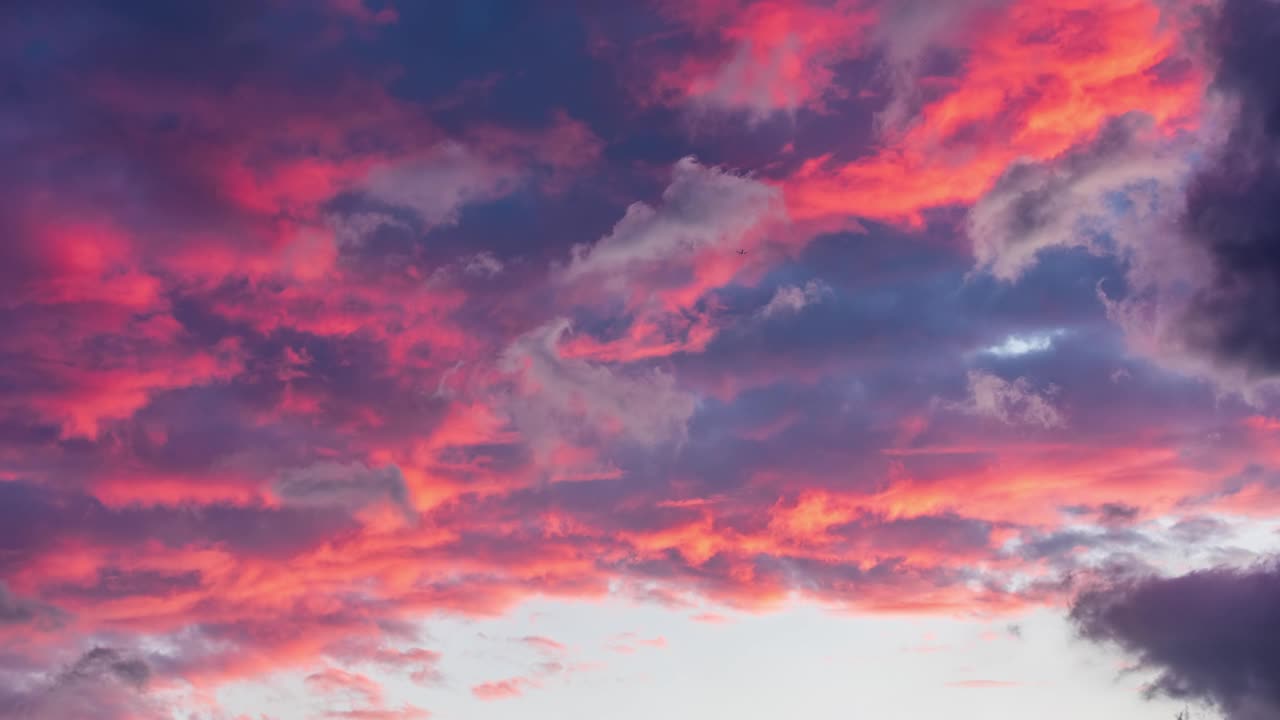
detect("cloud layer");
top-left (1073, 562), bottom-right (1280, 719)
top-left (2, 0), bottom-right (1279, 716)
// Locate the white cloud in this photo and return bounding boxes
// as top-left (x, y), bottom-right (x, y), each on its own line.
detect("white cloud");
top-left (983, 330), bottom-right (1065, 357)
top-left (562, 157), bottom-right (785, 286)
top-left (953, 370), bottom-right (1065, 429)
top-left (968, 114), bottom-right (1187, 281)
top-left (462, 251), bottom-right (505, 277)
top-left (498, 319), bottom-right (697, 451)
top-left (363, 142), bottom-right (518, 228)
top-left (759, 280), bottom-right (832, 318)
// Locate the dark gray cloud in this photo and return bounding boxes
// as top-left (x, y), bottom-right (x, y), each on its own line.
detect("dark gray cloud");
top-left (966, 0), bottom-right (1280, 398)
top-left (0, 647), bottom-right (163, 720)
top-left (62, 648), bottom-right (150, 690)
top-left (1062, 502), bottom-right (1142, 526)
top-left (1178, 0), bottom-right (1280, 382)
top-left (1071, 561), bottom-right (1280, 720)
top-left (1015, 527), bottom-right (1154, 566)
top-left (275, 461), bottom-right (418, 526)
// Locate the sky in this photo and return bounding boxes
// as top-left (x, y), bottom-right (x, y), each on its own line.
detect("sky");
top-left (2, 0), bottom-right (1280, 718)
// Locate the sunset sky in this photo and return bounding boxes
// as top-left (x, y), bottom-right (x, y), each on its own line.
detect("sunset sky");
top-left (3, 0), bottom-right (1280, 718)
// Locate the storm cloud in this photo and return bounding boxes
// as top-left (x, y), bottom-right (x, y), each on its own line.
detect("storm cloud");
top-left (1072, 561), bottom-right (1280, 719)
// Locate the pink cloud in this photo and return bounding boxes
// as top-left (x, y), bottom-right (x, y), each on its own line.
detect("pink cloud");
top-left (3, 2), bottom-right (1275, 717)
top-left (471, 677), bottom-right (537, 701)
top-left (651, 0), bottom-right (876, 118)
top-left (520, 635), bottom-right (568, 653)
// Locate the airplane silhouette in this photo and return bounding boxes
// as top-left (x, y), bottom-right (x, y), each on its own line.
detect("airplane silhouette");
top-left (736, 249), bottom-right (748, 256)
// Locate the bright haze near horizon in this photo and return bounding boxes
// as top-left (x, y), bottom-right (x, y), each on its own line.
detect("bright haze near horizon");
top-left (4, 1), bottom-right (1280, 719)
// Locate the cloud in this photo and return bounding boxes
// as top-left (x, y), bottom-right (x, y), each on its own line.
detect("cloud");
top-left (462, 251), bottom-right (504, 277)
top-left (1011, 526), bottom-right (1154, 569)
top-left (0, 480), bottom-right (360, 563)
top-left (360, 143), bottom-right (517, 230)
top-left (608, 633), bottom-right (667, 654)
top-left (1071, 561), bottom-right (1280, 719)
top-left (783, 0), bottom-right (1203, 225)
top-left (469, 651), bottom-right (572, 702)
top-left (518, 636), bottom-right (566, 654)
top-left (4, 1), bottom-right (1279, 715)
top-left (498, 319), bottom-right (698, 452)
top-left (1169, 515), bottom-right (1233, 544)
top-left (869, 0), bottom-right (1010, 132)
top-left (307, 667), bottom-right (384, 707)
top-left (274, 461), bottom-right (417, 525)
top-left (550, 156), bottom-right (787, 362)
top-left (983, 330), bottom-right (1065, 358)
top-left (359, 648), bottom-right (444, 687)
top-left (306, 666), bottom-right (433, 719)
top-left (968, 0), bottom-right (1280, 401)
top-left (759, 280), bottom-right (832, 318)
top-left (969, 113), bottom-right (1187, 281)
top-left (562, 157), bottom-right (784, 285)
top-left (651, 0), bottom-right (874, 119)
top-left (471, 677), bottom-right (533, 701)
top-left (951, 370), bottom-right (1065, 428)
top-left (344, 112), bottom-right (600, 244)
top-left (1175, 0), bottom-right (1280, 387)
top-left (0, 582), bottom-right (64, 629)
top-left (0, 647), bottom-right (166, 720)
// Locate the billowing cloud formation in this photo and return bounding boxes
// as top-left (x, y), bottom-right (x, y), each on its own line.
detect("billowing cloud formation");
top-left (3, 0), bottom-right (1280, 716)
top-left (1177, 0), bottom-right (1280, 385)
top-left (783, 0), bottom-right (1204, 224)
top-left (1072, 562), bottom-right (1280, 719)
top-left (970, 0), bottom-right (1280, 401)
top-left (969, 113), bottom-right (1186, 281)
